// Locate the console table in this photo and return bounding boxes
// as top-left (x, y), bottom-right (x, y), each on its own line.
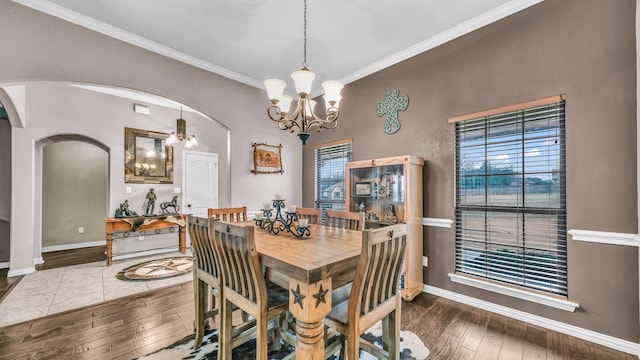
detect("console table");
top-left (104, 214), bottom-right (188, 265)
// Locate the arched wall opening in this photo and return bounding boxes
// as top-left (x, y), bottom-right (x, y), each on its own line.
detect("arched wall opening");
top-left (4, 82), bottom-right (232, 275)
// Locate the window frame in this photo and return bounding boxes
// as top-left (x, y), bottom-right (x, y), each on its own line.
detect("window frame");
top-left (450, 95), bottom-right (572, 308)
top-left (314, 139), bottom-right (353, 220)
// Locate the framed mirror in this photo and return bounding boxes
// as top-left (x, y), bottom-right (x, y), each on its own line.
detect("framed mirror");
top-left (125, 127), bottom-right (174, 184)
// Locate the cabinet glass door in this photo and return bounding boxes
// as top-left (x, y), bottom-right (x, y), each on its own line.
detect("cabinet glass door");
top-left (350, 164), bottom-right (405, 229)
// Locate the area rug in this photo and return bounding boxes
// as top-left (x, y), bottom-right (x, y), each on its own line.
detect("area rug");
top-left (116, 256), bottom-right (193, 281)
top-left (139, 321), bottom-right (429, 359)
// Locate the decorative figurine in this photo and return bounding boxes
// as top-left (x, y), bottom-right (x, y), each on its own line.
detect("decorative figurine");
top-left (160, 195), bottom-right (180, 214)
top-left (115, 200), bottom-right (138, 218)
top-left (145, 188), bottom-right (157, 216)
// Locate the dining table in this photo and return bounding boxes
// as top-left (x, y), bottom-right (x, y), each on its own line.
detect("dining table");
top-left (247, 221), bottom-right (363, 360)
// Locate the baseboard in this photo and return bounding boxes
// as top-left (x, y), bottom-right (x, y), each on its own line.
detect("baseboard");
top-left (34, 257), bottom-right (44, 265)
top-left (42, 240), bottom-right (107, 253)
top-left (7, 266), bottom-right (35, 277)
top-left (0, 261), bottom-right (9, 269)
top-left (423, 285), bottom-right (640, 356)
top-left (112, 247), bottom-right (179, 262)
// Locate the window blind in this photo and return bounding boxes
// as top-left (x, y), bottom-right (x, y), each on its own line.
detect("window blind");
top-left (455, 97), bottom-right (567, 296)
top-left (315, 140), bottom-right (352, 220)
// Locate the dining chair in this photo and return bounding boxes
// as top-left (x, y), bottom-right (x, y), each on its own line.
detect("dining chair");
top-left (325, 210), bottom-right (365, 231)
top-left (323, 223), bottom-right (408, 360)
top-left (187, 215), bottom-right (221, 349)
top-left (296, 207), bottom-right (322, 225)
top-left (208, 206), bottom-right (248, 222)
top-left (213, 221), bottom-right (293, 360)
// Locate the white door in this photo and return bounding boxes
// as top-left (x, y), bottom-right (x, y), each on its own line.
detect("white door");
top-left (183, 151), bottom-right (218, 217)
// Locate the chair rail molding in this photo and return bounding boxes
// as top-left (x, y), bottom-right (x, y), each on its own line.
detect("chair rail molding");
top-left (422, 217), bottom-right (454, 228)
top-left (568, 229), bottom-right (640, 247)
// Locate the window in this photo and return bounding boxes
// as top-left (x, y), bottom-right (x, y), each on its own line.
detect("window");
top-left (315, 139), bottom-right (352, 219)
top-left (453, 95), bottom-right (567, 296)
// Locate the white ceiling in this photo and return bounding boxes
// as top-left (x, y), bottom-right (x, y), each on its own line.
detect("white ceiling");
top-left (15, 0), bottom-right (542, 96)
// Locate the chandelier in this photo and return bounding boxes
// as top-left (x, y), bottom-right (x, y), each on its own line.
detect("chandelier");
top-left (166, 108), bottom-right (198, 148)
top-left (263, 0), bottom-right (344, 145)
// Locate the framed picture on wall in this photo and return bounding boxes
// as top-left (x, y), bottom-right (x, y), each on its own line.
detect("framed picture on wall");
top-left (251, 142), bottom-right (284, 174)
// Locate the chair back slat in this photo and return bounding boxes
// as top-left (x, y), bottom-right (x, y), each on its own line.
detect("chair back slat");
top-left (208, 206), bottom-right (248, 222)
top-left (188, 216), bottom-right (218, 278)
top-left (296, 207), bottom-right (321, 225)
top-left (325, 210), bottom-right (364, 231)
top-left (213, 221), bottom-right (263, 304)
top-left (351, 223), bottom-right (407, 317)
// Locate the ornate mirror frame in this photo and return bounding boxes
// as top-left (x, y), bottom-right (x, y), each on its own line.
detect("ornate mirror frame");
top-left (125, 127), bottom-right (174, 184)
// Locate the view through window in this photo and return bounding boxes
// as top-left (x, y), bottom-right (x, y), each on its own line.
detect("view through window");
top-left (315, 140), bottom-right (352, 222)
top-left (454, 96), bottom-right (567, 296)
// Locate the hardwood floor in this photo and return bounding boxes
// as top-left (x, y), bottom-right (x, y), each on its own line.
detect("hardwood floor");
top-left (0, 269), bottom-right (22, 304)
top-left (0, 284), bottom-right (635, 360)
top-left (35, 246), bottom-right (106, 271)
top-left (0, 247), bottom-right (635, 359)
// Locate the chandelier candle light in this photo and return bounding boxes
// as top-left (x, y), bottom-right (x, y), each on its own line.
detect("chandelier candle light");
top-left (263, 0), bottom-right (344, 145)
top-left (255, 197), bottom-right (310, 239)
top-left (166, 108), bottom-right (198, 148)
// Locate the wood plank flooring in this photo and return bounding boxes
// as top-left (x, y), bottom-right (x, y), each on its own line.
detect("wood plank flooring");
top-left (0, 247), bottom-right (635, 359)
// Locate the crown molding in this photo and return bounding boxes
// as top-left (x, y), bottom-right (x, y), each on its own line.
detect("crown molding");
top-left (342, 0), bottom-right (544, 85)
top-left (14, 0), bottom-right (543, 92)
top-left (12, 0), bottom-right (263, 89)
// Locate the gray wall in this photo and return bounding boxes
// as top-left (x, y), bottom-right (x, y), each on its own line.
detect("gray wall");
top-left (0, 1), bottom-right (303, 273)
top-left (0, 118), bottom-right (9, 263)
top-left (42, 141), bottom-right (108, 247)
top-left (303, 0), bottom-right (638, 342)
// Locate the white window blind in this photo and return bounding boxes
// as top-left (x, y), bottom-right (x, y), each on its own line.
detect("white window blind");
top-left (454, 97), bottom-right (567, 296)
top-left (315, 140), bottom-right (352, 220)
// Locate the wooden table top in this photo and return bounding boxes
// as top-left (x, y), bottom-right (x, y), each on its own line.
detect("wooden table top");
top-left (247, 222), bottom-right (363, 284)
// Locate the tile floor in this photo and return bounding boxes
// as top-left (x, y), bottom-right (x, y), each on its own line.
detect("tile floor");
top-left (0, 251), bottom-right (192, 328)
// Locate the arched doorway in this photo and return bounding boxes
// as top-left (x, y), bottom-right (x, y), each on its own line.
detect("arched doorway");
top-left (40, 137), bottom-right (109, 257)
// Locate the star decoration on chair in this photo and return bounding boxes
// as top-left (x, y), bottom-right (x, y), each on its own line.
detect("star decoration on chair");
top-left (312, 284), bottom-right (329, 308)
top-left (291, 284), bottom-right (306, 309)
top-left (377, 89), bottom-right (409, 134)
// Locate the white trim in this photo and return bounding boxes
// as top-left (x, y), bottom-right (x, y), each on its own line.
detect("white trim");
top-left (7, 266), bottom-right (35, 277)
top-left (111, 247), bottom-right (179, 262)
top-left (33, 257), bottom-right (44, 265)
top-left (15, 0), bottom-right (542, 94)
top-left (448, 273), bottom-right (579, 312)
top-left (568, 229), bottom-right (640, 247)
top-left (424, 285), bottom-right (640, 356)
top-left (42, 240), bottom-right (106, 253)
top-left (13, 0), bottom-right (262, 89)
top-left (0, 261), bottom-right (9, 269)
top-left (342, 0), bottom-right (544, 86)
top-left (422, 217), bottom-right (454, 228)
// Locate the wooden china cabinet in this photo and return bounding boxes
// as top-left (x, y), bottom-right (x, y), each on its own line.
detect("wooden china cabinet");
top-left (345, 155), bottom-right (424, 301)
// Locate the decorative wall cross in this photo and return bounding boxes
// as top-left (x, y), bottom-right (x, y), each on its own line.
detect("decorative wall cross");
top-left (377, 89), bottom-right (409, 134)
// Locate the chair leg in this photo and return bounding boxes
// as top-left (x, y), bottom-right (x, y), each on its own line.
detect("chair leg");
top-left (220, 298), bottom-right (233, 360)
top-left (256, 312), bottom-right (269, 360)
top-left (194, 279), bottom-right (206, 349)
top-left (388, 309), bottom-right (400, 360)
top-left (347, 332), bottom-right (359, 360)
top-left (382, 317), bottom-right (390, 352)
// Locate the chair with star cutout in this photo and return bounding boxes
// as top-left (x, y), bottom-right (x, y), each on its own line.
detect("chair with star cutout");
top-left (324, 223), bottom-right (408, 360)
top-left (213, 221), bottom-right (293, 359)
